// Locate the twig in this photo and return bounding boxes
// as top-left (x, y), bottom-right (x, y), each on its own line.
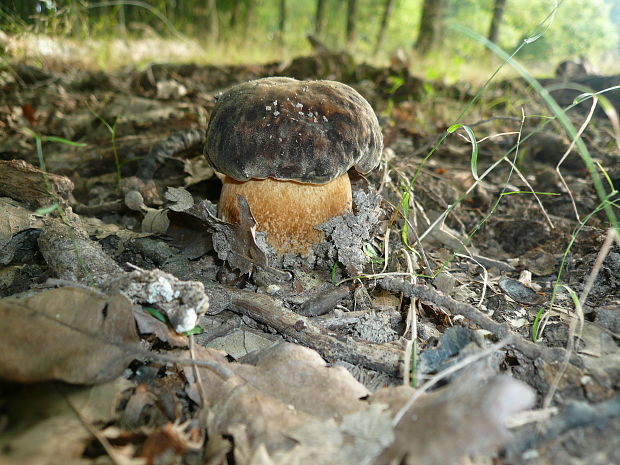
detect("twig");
top-left (506, 394), bottom-right (620, 458)
top-left (189, 335), bottom-right (207, 408)
top-left (380, 277), bottom-right (567, 363)
top-left (225, 287), bottom-right (403, 375)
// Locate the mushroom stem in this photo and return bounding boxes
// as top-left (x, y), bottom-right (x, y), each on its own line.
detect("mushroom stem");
top-left (218, 173), bottom-right (352, 255)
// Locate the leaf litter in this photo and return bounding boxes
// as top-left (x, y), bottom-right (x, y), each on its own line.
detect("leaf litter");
top-left (1, 49), bottom-right (619, 465)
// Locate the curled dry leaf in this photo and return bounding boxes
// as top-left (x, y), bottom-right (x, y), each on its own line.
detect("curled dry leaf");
top-left (139, 421), bottom-right (201, 465)
top-left (183, 155), bottom-right (214, 187)
top-left (141, 207), bottom-right (170, 234)
top-left (0, 197), bottom-right (45, 265)
top-left (181, 197), bottom-right (268, 275)
top-left (125, 190), bottom-right (145, 211)
top-left (207, 195), bottom-right (268, 275)
top-left (0, 287), bottom-right (139, 384)
top-left (0, 197), bottom-right (38, 241)
top-left (165, 186), bottom-right (194, 212)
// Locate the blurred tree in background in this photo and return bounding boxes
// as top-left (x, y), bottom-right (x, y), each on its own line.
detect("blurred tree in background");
top-left (1, 0), bottom-right (618, 65)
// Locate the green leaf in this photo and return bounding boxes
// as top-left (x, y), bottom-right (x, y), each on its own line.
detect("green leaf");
top-left (532, 306), bottom-right (546, 342)
top-left (447, 124), bottom-right (480, 180)
top-left (145, 307), bottom-right (167, 323)
top-left (331, 262), bottom-right (338, 284)
top-left (43, 136), bottom-right (87, 147)
top-left (388, 75), bottom-right (405, 93)
top-left (597, 161), bottom-right (617, 194)
top-left (401, 190), bottom-right (412, 248)
top-left (573, 93), bottom-right (593, 105)
top-left (461, 125), bottom-right (480, 181)
top-left (183, 325), bottom-right (204, 336)
top-left (21, 127), bottom-right (38, 139)
top-left (35, 203), bottom-right (59, 215)
top-left (363, 243), bottom-right (384, 264)
top-left (447, 123), bottom-right (462, 134)
top-left (363, 242), bottom-right (378, 259)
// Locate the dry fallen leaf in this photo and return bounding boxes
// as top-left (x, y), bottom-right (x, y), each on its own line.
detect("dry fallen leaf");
top-left (193, 342), bottom-right (369, 462)
top-left (189, 342), bottom-right (534, 465)
top-left (0, 197), bottom-right (45, 265)
top-left (165, 186), bottom-right (194, 212)
top-left (372, 374), bottom-right (536, 465)
top-left (0, 286), bottom-right (139, 384)
top-left (0, 378), bottom-right (134, 465)
top-left (139, 422), bottom-right (201, 465)
top-left (0, 197), bottom-right (36, 242)
top-left (189, 195), bottom-right (267, 275)
top-left (141, 208), bottom-right (170, 234)
top-left (183, 155), bottom-right (215, 187)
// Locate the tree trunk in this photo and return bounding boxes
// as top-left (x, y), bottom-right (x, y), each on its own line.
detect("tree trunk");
top-left (487, 0), bottom-right (507, 44)
top-left (278, 0), bottom-right (286, 43)
top-left (374, 0), bottom-right (395, 54)
top-left (315, 0), bottom-right (326, 36)
top-left (245, 0), bottom-right (256, 31)
top-left (207, 0), bottom-right (219, 42)
top-left (230, 0), bottom-right (240, 28)
top-left (118, 4), bottom-right (127, 35)
top-left (3, 0), bottom-right (38, 24)
top-left (346, 0), bottom-right (357, 46)
top-left (414, 0), bottom-right (446, 55)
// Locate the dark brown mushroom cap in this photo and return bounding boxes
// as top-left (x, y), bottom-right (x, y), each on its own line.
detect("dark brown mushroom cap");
top-left (205, 77), bottom-right (383, 184)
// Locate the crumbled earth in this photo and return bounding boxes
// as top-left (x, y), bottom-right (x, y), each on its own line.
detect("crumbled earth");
top-left (1, 52), bottom-right (619, 465)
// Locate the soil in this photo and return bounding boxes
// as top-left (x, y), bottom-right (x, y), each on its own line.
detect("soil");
top-left (1, 52), bottom-right (619, 465)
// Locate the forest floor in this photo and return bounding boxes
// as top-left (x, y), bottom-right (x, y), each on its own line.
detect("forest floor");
top-left (1, 47), bottom-right (619, 465)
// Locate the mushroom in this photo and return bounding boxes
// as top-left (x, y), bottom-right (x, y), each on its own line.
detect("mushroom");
top-left (205, 77), bottom-right (383, 255)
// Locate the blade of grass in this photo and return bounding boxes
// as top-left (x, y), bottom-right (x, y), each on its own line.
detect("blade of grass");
top-left (450, 23), bottom-right (618, 236)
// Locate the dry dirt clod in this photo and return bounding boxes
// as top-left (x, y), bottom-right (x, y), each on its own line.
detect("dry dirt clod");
top-left (105, 267), bottom-right (209, 333)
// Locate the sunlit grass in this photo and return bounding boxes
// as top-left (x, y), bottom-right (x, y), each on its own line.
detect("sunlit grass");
top-left (2, 33), bottom-right (526, 90)
top-left (3, 33), bottom-right (312, 70)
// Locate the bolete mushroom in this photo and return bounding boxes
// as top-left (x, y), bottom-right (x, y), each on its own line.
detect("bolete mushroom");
top-left (205, 77), bottom-right (383, 255)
